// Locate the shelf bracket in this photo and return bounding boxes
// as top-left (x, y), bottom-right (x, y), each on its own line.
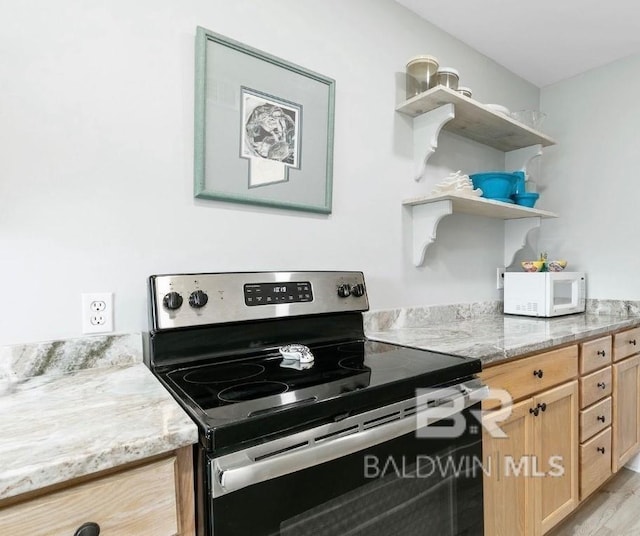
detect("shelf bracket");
top-left (413, 103), bottom-right (455, 181)
top-left (504, 217), bottom-right (541, 267)
top-left (408, 199), bottom-right (453, 266)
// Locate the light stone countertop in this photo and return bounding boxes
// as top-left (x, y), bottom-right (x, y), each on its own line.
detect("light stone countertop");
top-left (0, 336), bottom-right (198, 501)
top-left (366, 310), bottom-right (640, 367)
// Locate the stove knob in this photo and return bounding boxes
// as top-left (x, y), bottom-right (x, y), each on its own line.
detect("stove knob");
top-left (337, 284), bottom-right (351, 298)
top-left (351, 283), bottom-right (365, 297)
top-left (163, 291), bottom-right (183, 310)
top-left (189, 290), bottom-right (208, 308)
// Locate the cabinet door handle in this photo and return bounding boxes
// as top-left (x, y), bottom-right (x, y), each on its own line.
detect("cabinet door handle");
top-left (630, 339), bottom-right (637, 346)
top-left (597, 382), bottom-right (606, 389)
top-left (597, 415), bottom-right (606, 423)
top-left (529, 406), bottom-right (540, 417)
top-left (537, 402), bottom-right (547, 412)
top-left (74, 523), bottom-right (100, 536)
top-left (597, 350), bottom-right (606, 357)
top-left (597, 447), bottom-right (606, 454)
top-left (533, 369), bottom-right (544, 379)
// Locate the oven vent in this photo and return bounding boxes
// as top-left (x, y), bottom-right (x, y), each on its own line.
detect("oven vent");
top-left (362, 411), bottom-right (402, 430)
top-left (241, 386), bottom-right (474, 468)
top-left (413, 400), bottom-right (439, 415)
top-left (315, 425), bottom-right (359, 443)
top-left (253, 440), bottom-right (309, 462)
top-left (404, 406), bottom-right (417, 417)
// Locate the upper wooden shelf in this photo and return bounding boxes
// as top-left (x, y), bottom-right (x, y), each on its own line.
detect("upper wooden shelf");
top-left (396, 86), bottom-right (556, 152)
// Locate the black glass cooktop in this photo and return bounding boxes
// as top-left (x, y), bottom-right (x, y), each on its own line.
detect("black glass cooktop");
top-left (157, 340), bottom-right (480, 452)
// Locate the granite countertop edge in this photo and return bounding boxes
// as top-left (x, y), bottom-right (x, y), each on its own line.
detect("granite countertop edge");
top-left (0, 363), bottom-right (198, 501)
top-left (366, 313), bottom-right (640, 367)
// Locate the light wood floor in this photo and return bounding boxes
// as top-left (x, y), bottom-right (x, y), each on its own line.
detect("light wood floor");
top-left (549, 468), bottom-right (640, 535)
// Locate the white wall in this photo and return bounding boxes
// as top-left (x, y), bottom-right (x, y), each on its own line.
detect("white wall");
top-left (0, 0), bottom-right (540, 345)
top-left (540, 53), bottom-right (640, 300)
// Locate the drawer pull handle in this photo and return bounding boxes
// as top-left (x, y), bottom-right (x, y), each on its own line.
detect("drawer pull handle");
top-left (597, 382), bottom-right (607, 389)
top-left (597, 415), bottom-right (606, 423)
top-left (529, 406), bottom-right (540, 417)
top-left (533, 369), bottom-right (544, 379)
top-left (597, 447), bottom-right (606, 454)
top-left (631, 339), bottom-right (638, 346)
top-left (537, 402), bottom-right (547, 412)
top-left (74, 523), bottom-right (100, 536)
top-left (597, 350), bottom-right (606, 357)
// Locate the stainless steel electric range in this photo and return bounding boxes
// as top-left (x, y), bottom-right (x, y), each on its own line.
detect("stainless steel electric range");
top-left (146, 271), bottom-right (486, 536)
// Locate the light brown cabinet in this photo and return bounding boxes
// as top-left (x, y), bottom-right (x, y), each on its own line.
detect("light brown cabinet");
top-left (532, 381), bottom-right (579, 535)
top-left (613, 327), bottom-right (640, 361)
top-left (0, 447), bottom-right (195, 536)
top-left (580, 428), bottom-right (612, 499)
top-left (579, 335), bottom-right (613, 374)
top-left (612, 353), bottom-right (640, 471)
top-left (483, 399), bottom-right (532, 536)
top-left (579, 396), bottom-right (611, 442)
top-left (483, 327), bottom-right (640, 534)
top-left (578, 335), bottom-right (612, 500)
top-left (481, 346), bottom-right (579, 536)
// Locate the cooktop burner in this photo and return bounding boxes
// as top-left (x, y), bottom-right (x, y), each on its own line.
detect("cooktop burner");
top-left (183, 363), bottom-right (265, 384)
top-left (218, 381), bottom-right (289, 402)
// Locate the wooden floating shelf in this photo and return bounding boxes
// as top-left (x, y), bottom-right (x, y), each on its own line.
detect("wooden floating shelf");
top-left (402, 194), bottom-right (558, 220)
top-left (402, 193), bottom-right (558, 267)
top-left (396, 86), bottom-right (556, 152)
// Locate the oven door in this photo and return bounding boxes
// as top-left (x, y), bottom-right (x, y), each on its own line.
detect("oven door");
top-left (205, 380), bottom-right (486, 536)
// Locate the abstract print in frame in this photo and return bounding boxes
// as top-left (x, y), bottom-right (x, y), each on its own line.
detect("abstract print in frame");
top-left (194, 27), bottom-right (335, 213)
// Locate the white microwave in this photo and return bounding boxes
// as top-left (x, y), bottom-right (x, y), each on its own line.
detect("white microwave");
top-left (503, 272), bottom-right (586, 317)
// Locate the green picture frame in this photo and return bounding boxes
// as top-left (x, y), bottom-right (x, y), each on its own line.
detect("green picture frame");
top-left (194, 27), bottom-right (335, 214)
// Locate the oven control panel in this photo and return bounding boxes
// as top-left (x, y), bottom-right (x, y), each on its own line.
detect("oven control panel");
top-left (150, 271), bottom-right (369, 330)
top-left (244, 281), bottom-right (313, 306)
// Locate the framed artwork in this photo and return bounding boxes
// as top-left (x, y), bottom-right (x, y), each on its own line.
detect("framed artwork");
top-left (194, 27), bottom-right (335, 213)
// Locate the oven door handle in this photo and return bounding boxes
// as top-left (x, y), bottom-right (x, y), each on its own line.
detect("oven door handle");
top-left (214, 382), bottom-right (487, 497)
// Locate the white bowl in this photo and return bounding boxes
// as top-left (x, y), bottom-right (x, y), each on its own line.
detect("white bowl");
top-left (486, 104), bottom-right (510, 116)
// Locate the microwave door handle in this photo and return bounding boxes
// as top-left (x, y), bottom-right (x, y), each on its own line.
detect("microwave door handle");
top-left (215, 384), bottom-right (487, 496)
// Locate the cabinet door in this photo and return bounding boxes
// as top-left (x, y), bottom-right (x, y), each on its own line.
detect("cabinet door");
top-left (532, 380), bottom-right (579, 536)
top-left (0, 457), bottom-right (180, 536)
top-left (613, 354), bottom-right (640, 471)
top-left (483, 399), bottom-right (534, 536)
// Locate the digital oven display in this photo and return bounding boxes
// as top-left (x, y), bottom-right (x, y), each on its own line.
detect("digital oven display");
top-left (244, 282), bottom-right (313, 306)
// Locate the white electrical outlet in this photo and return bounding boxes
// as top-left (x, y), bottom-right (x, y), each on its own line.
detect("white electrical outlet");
top-left (82, 293), bottom-right (114, 334)
top-left (496, 267), bottom-right (505, 290)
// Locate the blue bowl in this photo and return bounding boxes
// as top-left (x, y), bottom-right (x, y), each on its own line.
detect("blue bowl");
top-left (470, 172), bottom-right (518, 199)
top-left (513, 192), bottom-right (539, 208)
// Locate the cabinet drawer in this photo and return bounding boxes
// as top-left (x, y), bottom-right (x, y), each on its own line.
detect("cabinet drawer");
top-left (481, 345), bottom-right (578, 407)
top-left (613, 327), bottom-right (640, 362)
top-left (580, 427), bottom-right (612, 500)
top-left (580, 367), bottom-right (612, 408)
top-left (580, 397), bottom-right (612, 442)
top-left (580, 336), bottom-right (612, 374)
top-left (0, 457), bottom-right (179, 536)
